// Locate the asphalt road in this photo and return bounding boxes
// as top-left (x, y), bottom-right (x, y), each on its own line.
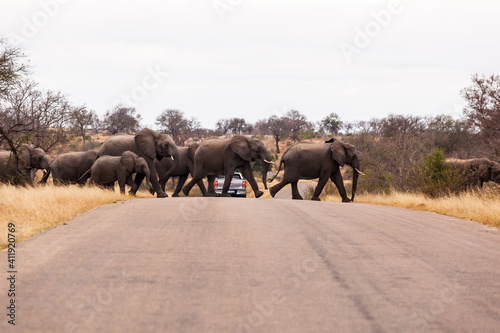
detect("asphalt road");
top-left (1, 198), bottom-right (500, 332)
top-left (272, 182), bottom-right (315, 199)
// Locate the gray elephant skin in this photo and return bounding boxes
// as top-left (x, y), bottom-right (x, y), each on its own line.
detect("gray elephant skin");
top-left (268, 139), bottom-right (361, 202)
top-left (89, 151), bottom-right (153, 194)
top-left (182, 135), bottom-right (273, 198)
top-left (0, 145), bottom-right (50, 186)
top-left (98, 128), bottom-right (179, 197)
top-left (154, 143), bottom-right (207, 197)
top-left (41, 149), bottom-right (98, 185)
top-left (445, 158), bottom-right (500, 188)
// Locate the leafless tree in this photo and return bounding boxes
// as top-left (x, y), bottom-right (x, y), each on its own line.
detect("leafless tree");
top-left (215, 119), bottom-right (230, 136)
top-left (228, 118), bottom-right (249, 134)
top-left (104, 105), bottom-right (141, 135)
top-left (0, 80), bottom-right (71, 152)
top-left (285, 110), bottom-right (312, 140)
top-left (69, 106), bottom-right (98, 143)
top-left (461, 73), bottom-right (500, 157)
top-left (156, 109), bottom-right (188, 145)
top-left (0, 39), bottom-right (29, 99)
top-left (260, 115), bottom-right (292, 153)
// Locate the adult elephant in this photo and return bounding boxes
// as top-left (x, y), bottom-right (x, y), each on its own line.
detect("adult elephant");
top-left (154, 143), bottom-right (207, 197)
top-left (89, 151), bottom-right (153, 194)
top-left (268, 138), bottom-right (362, 202)
top-left (182, 135), bottom-right (273, 198)
top-left (445, 158), bottom-right (500, 188)
top-left (99, 128), bottom-right (179, 197)
top-left (0, 144), bottom-right (50, 186)
top-left (41, 149), bottom-right (99, 185)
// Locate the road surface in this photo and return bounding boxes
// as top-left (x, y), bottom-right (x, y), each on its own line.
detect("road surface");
top-left (272, 181), bottom-right (315, 199)
top-left (1, 198), bottom-right (499, 332)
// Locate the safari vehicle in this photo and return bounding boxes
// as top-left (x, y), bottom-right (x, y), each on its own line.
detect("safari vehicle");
top-left (214, 172), bottom-right (247, 197)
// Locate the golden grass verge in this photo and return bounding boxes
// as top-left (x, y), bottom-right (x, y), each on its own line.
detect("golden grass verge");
top-left (323, 191), bottom-right (500, 228)
top-left (0, 185), bottom-right (154, 249)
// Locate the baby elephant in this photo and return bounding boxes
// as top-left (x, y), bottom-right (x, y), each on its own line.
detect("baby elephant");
top-left (89, 151), bottom-right (153, 194)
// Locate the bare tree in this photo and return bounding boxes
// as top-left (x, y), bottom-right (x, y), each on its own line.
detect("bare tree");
top-left (104, 105), bottom-right (141, 135)
top-left (0, 80), bottom-right (71, 152)
top-left (228, 117), bottom-right (248, 134)
top-left (215, 118), bottom-right (230, 136)
top-left (156, 109), bottom-right (188, 145)
top-left (185, 117), bottom-right (202, 141)
top-left (261, 115), bottom-right (292, 153)
top-left (0, 39), bottom-right (28, 98)
top-left (285, 110), bottom-right (311, 140)
top-left (461, 73), bottom-right (500, 157)
top-left (69, 106), bottom-right (97, 144)
top-left (91, 116), bottom-right (102, 133)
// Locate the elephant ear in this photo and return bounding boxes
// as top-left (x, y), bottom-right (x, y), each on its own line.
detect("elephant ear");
top-left (135, 128), bottom-right (159, 160)
top-left (18, 145), bottom-right (32, 168)
top-left (121, 151), bottom-right (136, 173)
top-left (330, 140), bottom-right (346, 167)
top-left (479, 162), bottom-right (492, 181)
top-left (188, 143), bottom-right (199, 160)
top-left (230, 136), bottom-right (251, 161)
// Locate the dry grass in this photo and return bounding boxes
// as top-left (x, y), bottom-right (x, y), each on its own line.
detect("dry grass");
top-left (0, 184), bottom-right (154, 249)
top-left (323, 191), bottom-right (500, 228)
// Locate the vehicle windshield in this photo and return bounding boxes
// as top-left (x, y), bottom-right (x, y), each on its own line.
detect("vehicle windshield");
top-left (217, 173), bottom-right (242, 179)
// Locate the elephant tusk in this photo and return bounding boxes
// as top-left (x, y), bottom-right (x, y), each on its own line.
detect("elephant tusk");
top-left (263, 159), bottom-right (273, 164)
top-left (355, 168), bottom-right (365, 176)
top-left (170, 156), bottom-right (174, 160)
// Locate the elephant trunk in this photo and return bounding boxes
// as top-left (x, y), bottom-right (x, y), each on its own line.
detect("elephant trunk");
top-left (351, 168), bottom-right (358, 202)
top-left (40, 167), bottom-right (51, 184)
top-left (351, 161), bottom-right (361, 202)
top-left (144, 168), bottom-right (153, 191)
top-left (262, 160), bottom-right (271, 190)
top-left (260, 150), bottom-right (273, 190)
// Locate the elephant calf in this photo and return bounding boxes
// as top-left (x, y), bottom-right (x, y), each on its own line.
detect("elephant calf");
top-left (89, 151), bottom-right (153, 194)
top-left (154, 143), bottom-right (207, 197)
top-left (0, 145), bottom-right (50, 186)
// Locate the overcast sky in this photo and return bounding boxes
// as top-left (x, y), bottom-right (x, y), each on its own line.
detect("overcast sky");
top-left (1, 0), bottom-right (499, 129)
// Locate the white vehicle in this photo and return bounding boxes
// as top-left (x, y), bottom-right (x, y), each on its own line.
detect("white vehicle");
top-left (214, 172), bottom-right (247, 197)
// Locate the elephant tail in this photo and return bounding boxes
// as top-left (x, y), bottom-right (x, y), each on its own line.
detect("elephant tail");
top-left (267, 157), bottom-right (284, 183)
top-left (77, 168), bottom-right (92, 183)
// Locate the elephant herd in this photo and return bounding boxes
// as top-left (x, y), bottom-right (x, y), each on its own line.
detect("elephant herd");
top-left (2, 128), bottom-right (499, 200)
top-left (0, 128), bottom-right (364, 201)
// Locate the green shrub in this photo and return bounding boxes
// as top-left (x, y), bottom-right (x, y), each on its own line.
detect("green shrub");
top-left (418, 149), bottom-right (462, 197)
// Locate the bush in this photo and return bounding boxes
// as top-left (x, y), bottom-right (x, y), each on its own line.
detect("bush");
top-left (415, 149), bottom-right (462, 197)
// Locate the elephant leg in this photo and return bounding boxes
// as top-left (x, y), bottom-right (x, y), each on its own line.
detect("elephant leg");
top-left (269, 177), bottom-right (291, 198)
top-left (220, 167), bottom-right (237, 197)
top-left (160, 175), bottom-right (170, 193)
top-left (206, 175), bottom-right (217, 197)
top-left (173, 175), bottom-right (187, 197)
top-left (104, 182), bottom-right (115, 191)
top-left (145, 160), bottom-right (167, 198)
top-left (183, 174), bottom-right (203, 197)
top-left (132, 173), bottom-right (144, 195)
top-left (311, 174), bottom-right (330, 201)
top-left (330, 170), bottom-right (350, 202)
top-left (197, 179), bottom-right (207, 196)
top-left (127, 176), bottom-right (138, 195)
top-left (291, 182), bottom-right (303, 200)
top-left (118, 179), bottom-right (126, 194)
top-left (240, 163), bottom-right (263, 198)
